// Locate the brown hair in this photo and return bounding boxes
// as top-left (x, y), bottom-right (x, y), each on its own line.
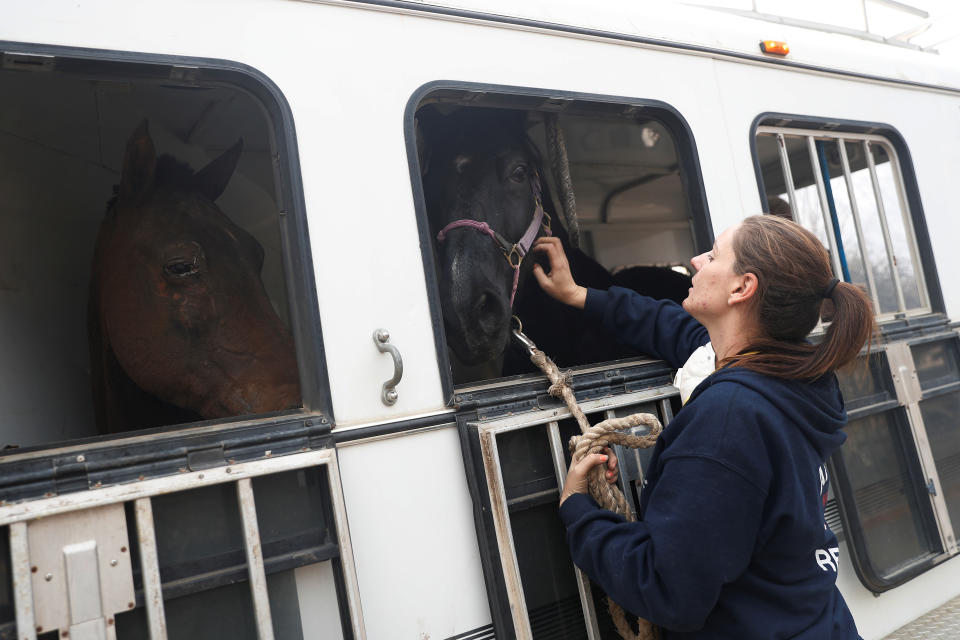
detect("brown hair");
top-left (721, 215), bottom-right (875, 379)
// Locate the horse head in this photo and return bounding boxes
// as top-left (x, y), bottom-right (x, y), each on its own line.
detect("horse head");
top-left (419, 106), bottom-right (554, 370)
top-left (89, 121), bottom-right (301, 431)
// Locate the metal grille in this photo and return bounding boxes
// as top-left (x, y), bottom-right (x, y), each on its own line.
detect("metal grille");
top-left (472, 386), bottom-right (676, 640)
top-left (0, 449), bottom-right (364, 640)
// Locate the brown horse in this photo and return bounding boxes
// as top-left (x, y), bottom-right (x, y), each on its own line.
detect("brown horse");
top-left (88, 122), bottom-right (300, 433)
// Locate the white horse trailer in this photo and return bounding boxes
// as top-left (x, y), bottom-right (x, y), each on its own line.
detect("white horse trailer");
top-left (1, 1), bottom-right (960, 639)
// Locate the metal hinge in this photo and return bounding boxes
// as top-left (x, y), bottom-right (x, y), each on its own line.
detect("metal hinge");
top-left (886, 342), bottom-right (923, 406)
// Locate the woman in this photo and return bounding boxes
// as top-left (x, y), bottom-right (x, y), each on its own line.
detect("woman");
top-left (531, 215), bottom-right (873, 639)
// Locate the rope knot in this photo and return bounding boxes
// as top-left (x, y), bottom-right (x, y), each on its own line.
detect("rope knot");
top-left (548, 370), bottom-right (573, 398)
top-left (525, 345), bottom-right (662, 640)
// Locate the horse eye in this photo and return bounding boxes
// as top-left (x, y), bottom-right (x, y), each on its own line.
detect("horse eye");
top-left (164, 259), bottom-right (199, 278)
top-left (509, 164), bottom-right (528, 183)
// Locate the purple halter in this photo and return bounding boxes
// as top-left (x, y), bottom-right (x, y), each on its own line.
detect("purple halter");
top-left (435, 172), bottom-right (552, 307)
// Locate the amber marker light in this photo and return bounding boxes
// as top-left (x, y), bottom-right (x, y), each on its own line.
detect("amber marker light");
top-left (760, 40), bottom-right (790, 56)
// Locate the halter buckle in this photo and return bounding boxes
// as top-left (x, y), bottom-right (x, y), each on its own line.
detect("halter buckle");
top-left (505, 244), bottom-right (523, 269)
top-left (540, 209), bottom-right (552, 233)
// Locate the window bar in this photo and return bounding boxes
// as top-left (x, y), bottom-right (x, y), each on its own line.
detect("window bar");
top-left (775, 134), bottom-right (799, 216)
top-left (883, 143), bottom-right (930, 310)
top-left (806, 136), bottom-right (845, 280)
top-left (478, 427), bottom-right (533, 639)
top-left (133, 498), bottom-right (168, 640)
top-left (10, 521), bottom-right (37, 640)
top-left (548, 421), bottom-right (602, 640)
top-left (237, 478), bottom-right (276, 640)
top-left (836, 139), bottom-right (881, 310)
top-left (864, 140), bottom-right (907, 313)
top-left (324, 452), bottom-right (367, 640)
top-left (658, 398), bottom-right (674, 425)
top-left (773, 133), bottom-right (819, 340)
top-left (604, 409), bottom-right (643, 519)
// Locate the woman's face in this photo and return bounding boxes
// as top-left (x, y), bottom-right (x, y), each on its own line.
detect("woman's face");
top-left (682, 224), bottom-right (742, 325)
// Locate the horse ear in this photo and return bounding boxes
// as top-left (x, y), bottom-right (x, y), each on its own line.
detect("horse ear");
top-left (192, 139), bottom-right (243, 201)
top-left (119, 120), bottom-right (156, 202)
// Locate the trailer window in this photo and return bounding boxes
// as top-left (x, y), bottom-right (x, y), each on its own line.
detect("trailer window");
top-left (754, 119), bottom-right (957, 592)
top-left (411, 87), bottom-right (711, 393)
top-left (829, 339), bottom-right (960, 591)
top-left (0, 48), bottom-right (329, 478)
top-left (0, 47), bottom-right (354, 638)
top-left (755, 127), bottom-right (929, 320)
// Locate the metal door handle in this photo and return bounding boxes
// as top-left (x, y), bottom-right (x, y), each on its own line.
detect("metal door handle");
top-left (373, 329), bottom-right (403, 405)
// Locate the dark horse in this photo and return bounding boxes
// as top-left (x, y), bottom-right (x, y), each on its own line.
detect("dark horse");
top-left (88, 122), bottom-right (301, 432)
top-left (419, 106), bottom-right (691, 383)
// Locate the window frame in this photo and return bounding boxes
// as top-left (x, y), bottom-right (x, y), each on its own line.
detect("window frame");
top-left (405, 80), bottom-right (714, 404)
top-left (0, 41), bottom-right (333, 495)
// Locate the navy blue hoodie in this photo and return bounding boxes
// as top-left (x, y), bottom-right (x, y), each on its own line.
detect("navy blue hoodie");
top-left (558, 287), bottom-right (861, 639)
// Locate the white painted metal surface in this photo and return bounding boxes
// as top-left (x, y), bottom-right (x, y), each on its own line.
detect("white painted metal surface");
top-left (3, 2), bottom-right (960, 639)
top-left (62, 541), bottom-right (108, 640)
top-left (27, 504), bottom-right (134, 640)
top-left (293, 562), bottom-right (345, 640)
top-left (335, 426), bottom-right (489, 640)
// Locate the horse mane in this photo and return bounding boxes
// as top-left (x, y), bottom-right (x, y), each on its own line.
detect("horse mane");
top-left (105, 154), bottom-right (199, 212)
top-left (154, 154), bottom-right (198, 188)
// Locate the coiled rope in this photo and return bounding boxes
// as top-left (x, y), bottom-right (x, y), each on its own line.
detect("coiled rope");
top-left (529, 348), bottom-right (662, 640)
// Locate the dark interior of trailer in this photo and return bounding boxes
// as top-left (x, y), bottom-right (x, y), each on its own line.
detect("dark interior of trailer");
top-left (0, 53), bottom-right (302, 450)
top-left (412, 88), bottom-right (711, 388)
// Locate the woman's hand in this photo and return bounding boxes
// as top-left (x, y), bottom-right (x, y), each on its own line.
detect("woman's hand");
top-left (532, 237), bottom-right (587, 309)
top-left (560, 447), bottom-right (619, 507)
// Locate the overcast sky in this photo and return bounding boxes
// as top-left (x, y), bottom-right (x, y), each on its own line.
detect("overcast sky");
top-left (675, 0), bottom-right (960, 60)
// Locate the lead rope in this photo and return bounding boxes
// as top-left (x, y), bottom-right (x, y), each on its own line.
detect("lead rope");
top-left (545, 112), bottom-right (580, 249)
top-left (516, 324), bottom-right (662, 640)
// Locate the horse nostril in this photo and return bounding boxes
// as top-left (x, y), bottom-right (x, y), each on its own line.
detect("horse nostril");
top-left (474, 290), bottom-right (507, 336)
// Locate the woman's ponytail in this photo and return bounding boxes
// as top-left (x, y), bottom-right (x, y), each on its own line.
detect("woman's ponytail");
top-left (721, 216), bottom-right (875, 379)
top-left (806, 281), bottom-right (875, 377)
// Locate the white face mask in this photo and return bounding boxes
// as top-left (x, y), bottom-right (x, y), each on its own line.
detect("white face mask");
top-left (673, 342), bottom-right (716, 405)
